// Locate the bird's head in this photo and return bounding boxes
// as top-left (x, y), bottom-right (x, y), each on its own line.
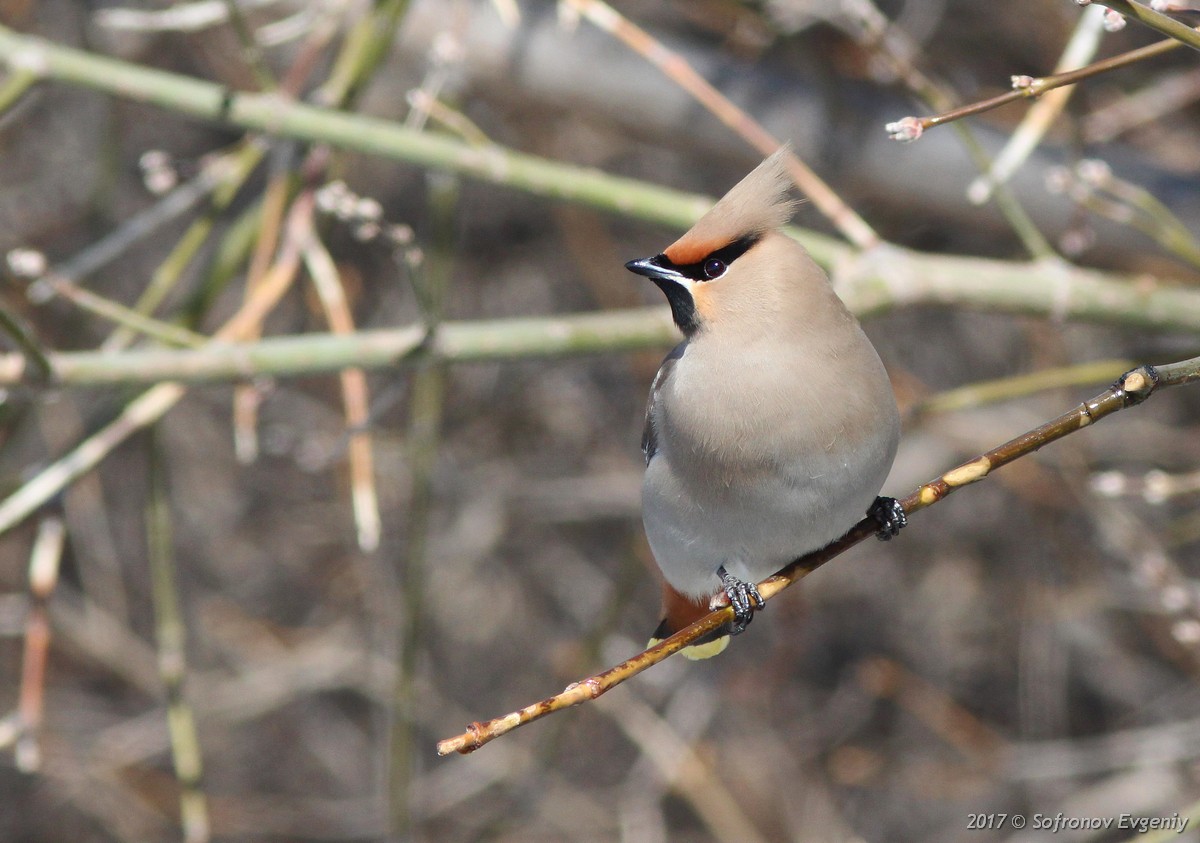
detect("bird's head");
top-left (626, 147), bottom-right (801, 337)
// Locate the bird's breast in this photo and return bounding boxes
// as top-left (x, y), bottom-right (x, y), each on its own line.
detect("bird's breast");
top-left (652, 329), bottom-right (898, 492)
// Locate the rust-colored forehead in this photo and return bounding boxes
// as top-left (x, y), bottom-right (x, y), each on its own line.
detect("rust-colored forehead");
top-left (661, 148), bottom-right (796, 267)
top-left (663, 238), bottom-right (711, 266)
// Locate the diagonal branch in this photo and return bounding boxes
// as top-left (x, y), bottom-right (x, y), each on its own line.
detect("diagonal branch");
top-left (437, 356), bottom-right (1200, 755)
top-left (562, 0), bottom-right (879, 249)
top-left (1093, 0), bottom-right (1200, 53)
top-left (886, 30), bottom-right (1192, 141)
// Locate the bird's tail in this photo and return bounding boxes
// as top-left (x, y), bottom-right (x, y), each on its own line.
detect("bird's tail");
top-left (648, 582), bottom-right (730, 660)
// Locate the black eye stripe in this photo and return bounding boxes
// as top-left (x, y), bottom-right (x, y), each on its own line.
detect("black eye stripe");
top-left (656, 236), bottom-right (758, 282)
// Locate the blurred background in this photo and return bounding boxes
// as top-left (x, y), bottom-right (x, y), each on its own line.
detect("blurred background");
top-left (2, 0), bottom-right (1200, 841)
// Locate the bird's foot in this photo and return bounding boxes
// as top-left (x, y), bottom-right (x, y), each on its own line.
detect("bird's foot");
top-left (868, 496), bottom-right (907, 541)
top-left (716, 565), bottom-right (764, 635)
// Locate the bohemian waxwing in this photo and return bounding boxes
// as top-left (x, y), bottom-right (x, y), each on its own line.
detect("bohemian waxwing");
top-left (626, 148), bottom-right (905, 659)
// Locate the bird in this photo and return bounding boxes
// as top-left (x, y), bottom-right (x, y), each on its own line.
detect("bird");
top-left (625, 147), bottom-right (905, 659)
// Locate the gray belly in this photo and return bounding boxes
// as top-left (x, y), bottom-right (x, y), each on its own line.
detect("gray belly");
top-left (642, 430), bottom-right (896, 598)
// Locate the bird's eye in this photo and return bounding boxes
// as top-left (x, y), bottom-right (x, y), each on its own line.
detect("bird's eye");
top-left (703, 258), bottom-right (727, 279)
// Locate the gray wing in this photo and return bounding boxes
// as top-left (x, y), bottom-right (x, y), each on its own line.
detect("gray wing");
top-left (642, 342), bottom-right (687, 466)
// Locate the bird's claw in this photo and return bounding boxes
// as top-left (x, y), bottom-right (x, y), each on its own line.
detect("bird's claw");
top-left (717, 565), bottom-right (764, 635)
top-left (869, 496), bottom-right (907, 541)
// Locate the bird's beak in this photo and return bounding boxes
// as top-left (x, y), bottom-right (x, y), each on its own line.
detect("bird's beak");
top-left (627, 253), bottom-right (701, 335)
top-left (625, 255), bottom-right (687, 287)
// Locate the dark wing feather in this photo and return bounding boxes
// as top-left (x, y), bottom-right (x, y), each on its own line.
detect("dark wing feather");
top-left (642, 342), bottom-right (687, 466)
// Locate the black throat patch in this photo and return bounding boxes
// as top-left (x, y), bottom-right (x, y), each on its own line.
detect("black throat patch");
top-left (627, 236), bottom-right (759, 336)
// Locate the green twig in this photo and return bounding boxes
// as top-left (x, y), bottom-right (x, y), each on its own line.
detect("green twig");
top-left (220, 0), bottom-right (277, 91)
top-left (105, 139), bottom-right (268, 350)
top-left (147, 437), bottom-right (210, 843)
top-left (315, 0), bottom-right (411, 107)
top-left (31, 274), bottom-right (208, 348)
top-left (391, 167), bottom-right (457, 836)
top-left (0, 23), bottom-right (732, 258)
top-left (910, 358), bottom-right (1137, 417)
top-left (0, 308), bottom-right (674, 386)
top-left (0, 308), bottom-right (52, 381)
top-left (0, 68), bottom-right (36, 117)
top-left (5, 242), bottom-right (1200, 388)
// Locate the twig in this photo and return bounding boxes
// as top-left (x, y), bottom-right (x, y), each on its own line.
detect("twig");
top-left (910, 358), bottom-right (1136, 416)
top-left (231, 161), bottom-right (290, 464)
top-left (5, 237), bottom-right (1200, 389)
top-left (103, 139), bottom-right (269, 352)
top-left (563, 0), bottom-right (879, 249)
top-left (146, 440), bottom-right (210, 843)
top-left (1053, 160), bottom-right (1200, 268)
top-left (312, 0), bottom-right (409, 108)
top-left (30, 153), bottom-right (226, 295)
top-left (840, 0), bottom-right (1055, 257)
top-left (0, 20), bottom-right (842, 265)
top-left (298, 213), bottom-right (381, 553)
top-left (886, 31), bottom-right (1189, 141)
top-left (0, 308), bottom-right (674, 386)
top-left (0, 199), bottom-right (308, 536)
top-left (13, 514), bottom-right (64, 772)
top-left (437, 357), bottom-right (1200, 754)
top-left (967, 4), bottom-right (1107, 204)
top-left (219, 0), bottom-right (277, 91)
top-left (1088, 0), bottom-right (1200, 53)
top-left (15, 161), bottom-right (226, 348)
top-left (0, 308), bottom-right (52, 382)
top-left (93, 0), bottom-right (286, 33)
top-left (408, 90), bottom-right (491, 146)
top-left (29, 273), bottom-right (207, 348)
top-left (390, 168), bottom-right (457, 835)
top-left (0, 67), bottom-right (36, 117)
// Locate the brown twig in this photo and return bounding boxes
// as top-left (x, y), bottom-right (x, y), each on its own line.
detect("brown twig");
top-left (966, 5), bottom-right (1107, 204)
top-left (564, 0), bottom-right (879, 249)
top-left (886, 32), bottom-right (1189, 141)
top-left (14, 514), bottom-right (65, 772)
top-left (841, 0), bottom-right (1056, 257)
top-left (437, 357), bottom-right (1200, 755)
top-left (232, 167), bottom-right (291, 464)
top-left (298, 210), bottom-right (381, 553)
top-left (1091, 0), bottom-right (1200, 53)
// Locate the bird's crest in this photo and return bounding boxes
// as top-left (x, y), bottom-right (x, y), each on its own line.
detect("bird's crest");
top-left (664, 146), bottom-right (797, 266)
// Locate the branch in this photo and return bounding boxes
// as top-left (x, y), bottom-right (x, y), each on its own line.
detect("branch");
top-left (840, 0), bottom-right (1056, 257)
top-left (966, 4), bottom-right (1107, 203)
top-left (4, 247), bottom-right (1200, 386)
top-left (563, 0), bottom-right (879, 249)
top-left (4, 21), bottom-right (1200, 303)
top-left (886, 31), bottom-right (1188, 141)
top-left (0, 22), bottom-right (727, 257)
top-left (0, 200), bottom-right (310, 537)
top-left (1089, 0), bottom-right (1200, 53)
top-left (437, 357), bottom-right (1200, 755)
